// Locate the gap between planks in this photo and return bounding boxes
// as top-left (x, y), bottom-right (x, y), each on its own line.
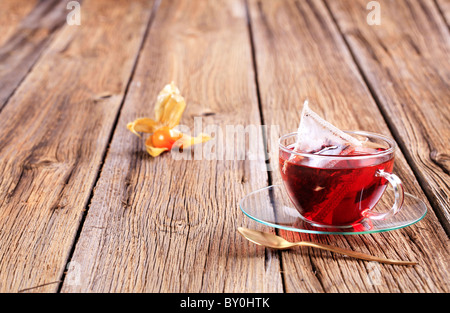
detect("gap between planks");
top-left (0, 0), bottom-right (73, 114)
top-left (243, 0), bottom-right (287, 293)
top-left (55, 0), bottom-right (162, 292)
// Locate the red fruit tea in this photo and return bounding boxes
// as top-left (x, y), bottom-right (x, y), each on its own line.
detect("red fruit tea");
top-left (279, 146), bottom-right (394, 226)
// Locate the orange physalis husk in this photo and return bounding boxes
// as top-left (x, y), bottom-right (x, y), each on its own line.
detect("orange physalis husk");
top-left (127, 82), bottom-right (210, 157)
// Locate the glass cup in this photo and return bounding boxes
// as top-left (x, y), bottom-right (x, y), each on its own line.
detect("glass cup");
top-left (278, 131), bottom-right (404, 227)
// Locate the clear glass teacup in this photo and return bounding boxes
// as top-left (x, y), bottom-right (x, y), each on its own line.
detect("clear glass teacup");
top-left (279, 131), bottom-right (404, 227)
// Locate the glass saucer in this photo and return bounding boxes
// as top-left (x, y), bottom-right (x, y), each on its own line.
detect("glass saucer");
top-left (239, 184), bottom-right (427, 235)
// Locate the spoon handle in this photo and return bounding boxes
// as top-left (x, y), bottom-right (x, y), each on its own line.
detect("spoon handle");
top-left (296, 241), bottom-right (417, 266)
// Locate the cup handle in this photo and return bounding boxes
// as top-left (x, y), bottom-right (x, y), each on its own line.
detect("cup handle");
top-left (366, 170), bottom-right (404, 220)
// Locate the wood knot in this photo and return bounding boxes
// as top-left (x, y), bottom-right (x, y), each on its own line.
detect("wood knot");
top-left (429, 150), bottom-right (449, 174)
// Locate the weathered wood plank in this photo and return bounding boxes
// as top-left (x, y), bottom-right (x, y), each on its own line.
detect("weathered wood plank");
top-left (249, 0), bottom-right (449, 292)
top-left (0, 0), bottom-right (70, 110)
top-left (325, 0), bottom-right (450, 234)
top-left (61, 0), bottom-right (283, 293)
top-left (0, 0), bottom-right (155, 292)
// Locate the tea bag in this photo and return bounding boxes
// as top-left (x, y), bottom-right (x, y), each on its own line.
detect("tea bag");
top-left (283, 101), bottom-right (362, 171)
top-left (295, 101), bottom-right (361, 154)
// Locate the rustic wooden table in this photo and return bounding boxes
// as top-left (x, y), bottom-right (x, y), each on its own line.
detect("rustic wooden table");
top-left (0, 0), bottom-right (448, 293)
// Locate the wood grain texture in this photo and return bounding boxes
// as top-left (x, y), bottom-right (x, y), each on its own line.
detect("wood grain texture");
top-left (0, 0), bottom-right (37, 46)
top-left (0, 0), bottom-right (154, 292)
top-left (61, 0), bottom-right (283, 293)
top-left (0, 0), bottom-right (70, 110)
top-left (436, 0), bottom-right (450, 25)
top-left (325, 0), bottom-right (450, 234)
top-left (249, 0), bottom-right (449, 292)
